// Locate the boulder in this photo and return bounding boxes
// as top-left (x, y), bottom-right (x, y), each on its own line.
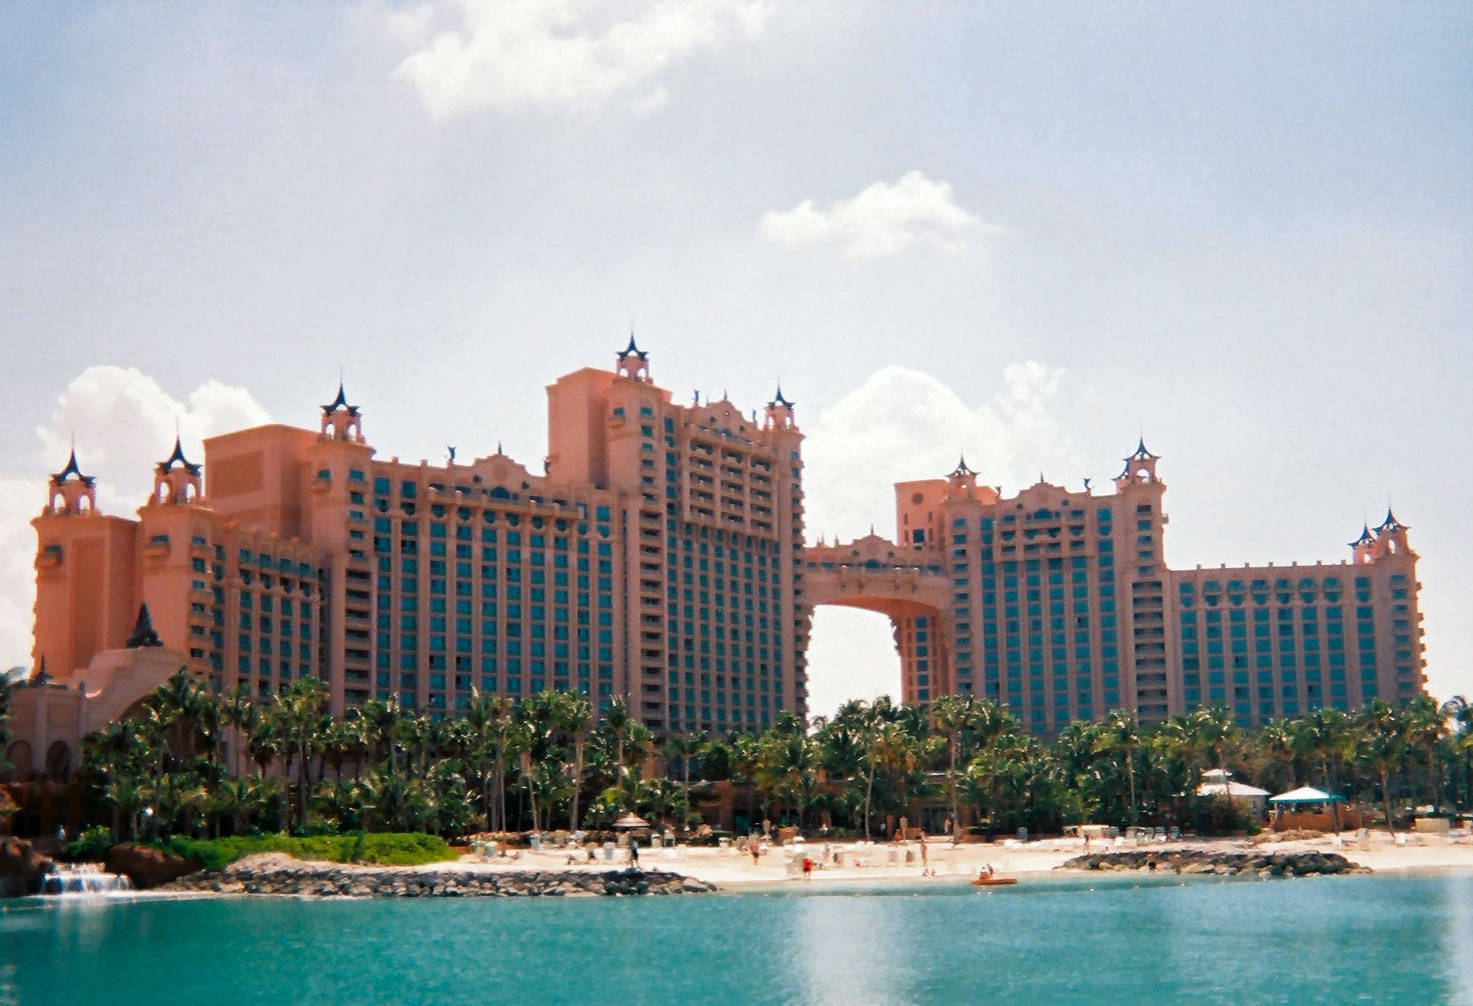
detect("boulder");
top-left (106, 843), bottom-right (201, 889)
top-left (0, 836), bottom-right (55, 897)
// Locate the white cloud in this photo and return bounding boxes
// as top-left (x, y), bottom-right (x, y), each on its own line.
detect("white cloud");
top-left (0, 368), bottom-right (270, 670)
top-left (759, 171), bottom-right (1001, 259)
top-left (800, 362), bottom-right (1077, 543)
top-left (383, 0), bottom-right (772, 119)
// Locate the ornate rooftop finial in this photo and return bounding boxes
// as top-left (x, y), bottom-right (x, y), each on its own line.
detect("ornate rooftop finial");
top-left (1376, 507), bottom-right (1408, 533)
top-left (619, 333), bottom-right (648, 361)
top-left (1349, 523), bottom-right (1375, 548)
top-left (1127, 437), bottom-right (1159, 461)
top-left (52, 449), bottom-right (96, 488)
top-left (159, 436), bottom-right (202, 476)
top-left (771, 384), bottom-right (794, 409)
top-left (125, 604), bottom-right (163, 648)
top-left (322, 382), bottom-right (360, 417)
top-left (950, 454), bottom-right (976, 479)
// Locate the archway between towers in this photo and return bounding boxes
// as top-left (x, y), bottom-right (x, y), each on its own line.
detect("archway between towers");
top-left (802, 534), bottom-right (955, 714)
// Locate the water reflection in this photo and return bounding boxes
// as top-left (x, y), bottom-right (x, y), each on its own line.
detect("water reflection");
top-left (792, 893), bottom-right (911, 1005)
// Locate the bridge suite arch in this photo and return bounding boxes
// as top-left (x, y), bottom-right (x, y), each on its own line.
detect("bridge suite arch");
top-left (803, 534), bottom-right (957, 706)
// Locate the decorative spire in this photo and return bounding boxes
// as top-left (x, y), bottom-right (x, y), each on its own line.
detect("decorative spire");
top-left (125, 604), bottom-right (163, 648)
top-left (1376, 508), bottom-right (1408, 533)
top-left (1126, 437), bottom-right (1159, 462)
top-left (158, 436), bottom-right (202, 476)
top-left (51, 449), bottom-right (96, 488)
top-left (618, 334), bottom-right (648, 361)
top-left (950, 455), bottom-right (975, 479)
top-left (1349, 523), bottom-right (1375, 548)
top-left (772, 384), bottom-right (794, 409)
top-left (321, 382), bottom-right (359, 416)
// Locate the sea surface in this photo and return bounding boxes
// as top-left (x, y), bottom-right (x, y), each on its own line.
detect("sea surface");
top-left (3, 872), bottom-right (1471, 1005)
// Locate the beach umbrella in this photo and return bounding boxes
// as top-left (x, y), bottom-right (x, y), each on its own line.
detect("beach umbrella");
top-left (613, 813), bottom-right (651, 830)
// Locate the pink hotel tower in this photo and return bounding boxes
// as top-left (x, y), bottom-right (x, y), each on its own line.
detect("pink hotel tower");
top-left (28, 342), bottom-right (807, 737)
top-left (22, 341), bottom-right (1426, 760)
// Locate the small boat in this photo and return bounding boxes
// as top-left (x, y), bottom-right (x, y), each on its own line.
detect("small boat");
top-left (971, 875), bottom-right (1018, 886)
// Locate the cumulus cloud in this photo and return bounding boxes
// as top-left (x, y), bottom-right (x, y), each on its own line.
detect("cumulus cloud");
top-left (801, 362), bottom-right (1077, 544)
top-left (0, 367), bottom-right (270, 670)
top-left (759, 171), bottom-right (1001, 259)
top-left (383, 0), bottom-right (772, 118)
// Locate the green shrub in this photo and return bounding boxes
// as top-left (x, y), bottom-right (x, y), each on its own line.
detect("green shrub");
top-left (160, 832), bottom-right (458, 870)
top-left (62, 826), bottom-right (114, 863)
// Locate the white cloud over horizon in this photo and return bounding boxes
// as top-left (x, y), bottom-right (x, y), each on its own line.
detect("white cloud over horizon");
top-left (383, 0), bottom-right (772, 118)
top-left (759, 171), bottom-right (1000, 259)
top-left (0, 368), bottom-right (271, 673)
top-left (800, 361), bottom-right (1077, 543)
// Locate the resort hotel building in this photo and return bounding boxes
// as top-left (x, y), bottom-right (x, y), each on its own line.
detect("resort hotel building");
top-left (23, 342), bottom-right (808, 746)
top-left (808, 443), bottom-right (1426, 734)
top-left (11, 342), bottom-right (1427, 783)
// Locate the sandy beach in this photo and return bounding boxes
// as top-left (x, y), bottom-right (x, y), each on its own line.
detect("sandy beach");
top-left (402, 829), bottom-right (1473, 890)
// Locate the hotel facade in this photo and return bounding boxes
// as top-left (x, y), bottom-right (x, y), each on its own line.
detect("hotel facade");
top-left (809, 442), bottom-right (1426, 734)
top-left (14, 345), bottom-right (1426, 782)
top-left (27, 343), bottom-right (808, 740)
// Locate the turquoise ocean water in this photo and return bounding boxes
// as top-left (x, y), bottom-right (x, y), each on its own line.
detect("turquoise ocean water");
top-left (3, 872), bottom-right (1471, 1005)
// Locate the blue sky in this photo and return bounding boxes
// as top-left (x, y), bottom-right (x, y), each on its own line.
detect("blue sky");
top-left (1, 1), bottom-right (1469, 715)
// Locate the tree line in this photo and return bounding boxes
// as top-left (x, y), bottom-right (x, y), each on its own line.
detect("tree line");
top-left (4, 673), bottom-right (1471, 843)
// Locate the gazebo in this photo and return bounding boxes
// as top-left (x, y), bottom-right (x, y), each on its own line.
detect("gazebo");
top-left (1268, 786), bottom-right (1351, 832)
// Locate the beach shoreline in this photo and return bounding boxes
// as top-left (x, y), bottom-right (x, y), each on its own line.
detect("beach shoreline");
top-left (32, 828), bottom-right (1460, 900)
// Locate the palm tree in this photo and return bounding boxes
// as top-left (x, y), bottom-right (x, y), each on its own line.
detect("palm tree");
top-left (1357, 700), bottom-right (1410, 835)
top-left (1097, 710), bottom-right (1141, 828)
top-left (1404, 695), bottom-right (1447, 812)
top-left (551, 691), bottom-right (594, 834)
top-left (931, 694), bottom-right (973, 842)
top-left (276, 677), bottom-right (329, 832)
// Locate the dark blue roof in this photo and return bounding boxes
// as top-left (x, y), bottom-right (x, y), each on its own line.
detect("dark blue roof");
top-left (322, 383), bottom-right (360, 416)
top-left (51, 449), bottom-right (96, 488)
top-left (1126, 437), bottom-right (1159, 461)
top-left (619, 334), bottom-right (648, 360)
top-left (1349, 523), bottom-right (1375, 548)
top-left (771, 384), bottom-right (794, 409)
top-left (950, 454), bottom-right (976, 479)
top-left (159, 436), bottom-right (202, 476)
top-left (1376, 508), bottom-right (1407, 533)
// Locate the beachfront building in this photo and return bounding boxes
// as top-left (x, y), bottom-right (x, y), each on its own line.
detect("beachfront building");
top-left (19, 342), bottom-right (809, 779)
top-left (805, 442), bottom-right (1426, 734)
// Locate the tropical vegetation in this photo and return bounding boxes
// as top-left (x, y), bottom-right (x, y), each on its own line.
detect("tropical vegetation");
top-left (22, 668), bottom-right (1473, 848)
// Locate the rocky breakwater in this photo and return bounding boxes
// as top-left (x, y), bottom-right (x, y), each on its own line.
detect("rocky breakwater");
top-left (1059, 848), bottom-right (1368, 878)
top-left (163, 855), bottom-right (717, 898)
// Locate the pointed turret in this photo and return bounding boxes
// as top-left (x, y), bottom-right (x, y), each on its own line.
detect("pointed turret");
top-left (765, 383), bottom-right (797, 432)
top-left (1369, 506), bottom-right (1413, 560)
top-left (1115, 436), bottom-right (1162, 487)
top-left (148, 436), bottom-right (204, 506)
top-left (615, 333), bottom-right (651, 382)
top-left (45, 449), bottom-right (98, 515)
top-left (320, 382), bottom-right (365, 443)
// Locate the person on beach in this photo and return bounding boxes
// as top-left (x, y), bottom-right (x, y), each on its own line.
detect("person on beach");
top-left (629, 839), bottom-right (640, 867)
top-left (752, 842), bottom-right (761, 866)
top-left (802, 856), bottom-right (813, 880)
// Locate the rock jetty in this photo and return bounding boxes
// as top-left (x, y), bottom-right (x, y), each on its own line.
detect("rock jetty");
top-left (1059, 848), bottom-right (1368, 878)
top-left (162, 857), bottom-right (716, 898)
